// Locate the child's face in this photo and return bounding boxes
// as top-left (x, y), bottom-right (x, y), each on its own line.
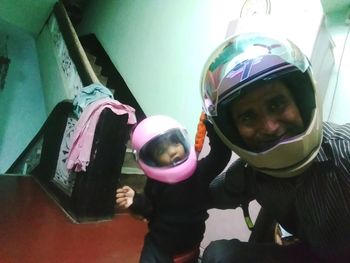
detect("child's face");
top-left (154, 142), bottom-right (186, 166)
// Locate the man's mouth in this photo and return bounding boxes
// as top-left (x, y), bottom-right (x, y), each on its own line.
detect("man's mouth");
top-left (255, 125), bottom-right (305, 152)
top-left (258, 134), bottom-right (288, 151)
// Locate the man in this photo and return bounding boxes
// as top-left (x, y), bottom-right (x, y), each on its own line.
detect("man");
top-left (200, 32), bottom-right (350, 262)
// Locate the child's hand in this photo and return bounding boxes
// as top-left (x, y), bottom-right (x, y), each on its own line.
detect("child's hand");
top-left (116, 186), bottom-right (135, 209)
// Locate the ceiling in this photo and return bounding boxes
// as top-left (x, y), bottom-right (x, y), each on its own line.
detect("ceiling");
top-left (0, 0), bottom-right (349, 36)
top-left (0, 0), bottom-right (89, 36)
top-left (0, 0), bottom-right (56, 36)
top-left (321, 0), bottom-right (350, 13)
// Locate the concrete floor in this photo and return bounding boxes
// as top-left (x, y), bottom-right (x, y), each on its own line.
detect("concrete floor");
top-left (0, 176), bottom-right (147, 263)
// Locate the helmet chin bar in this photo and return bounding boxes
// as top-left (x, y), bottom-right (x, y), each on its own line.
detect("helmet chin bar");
top-left (255, 143), bottom-right (322, 178)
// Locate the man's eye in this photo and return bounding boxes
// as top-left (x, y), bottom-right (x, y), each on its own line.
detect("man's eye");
top-left (269, 98), bottom-right (286, 112)
top-left (238, 112), bottom-right (256, 125)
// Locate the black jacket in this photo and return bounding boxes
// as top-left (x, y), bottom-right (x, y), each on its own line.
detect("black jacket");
top-left (209, 122), bottom-right (350, 262)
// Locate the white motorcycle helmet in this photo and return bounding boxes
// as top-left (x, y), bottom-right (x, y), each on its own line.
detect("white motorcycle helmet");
top-left (200, 32), bottom-right (322, 177)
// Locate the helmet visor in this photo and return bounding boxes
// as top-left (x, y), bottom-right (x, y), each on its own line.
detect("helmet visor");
top-left (138, 129), bottom-right (191, 168)
top-left (201, 32), bottom-right (310, 116)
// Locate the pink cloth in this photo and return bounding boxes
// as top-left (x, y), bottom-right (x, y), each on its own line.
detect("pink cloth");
top-left (67, 98), bottom-right (136, 172)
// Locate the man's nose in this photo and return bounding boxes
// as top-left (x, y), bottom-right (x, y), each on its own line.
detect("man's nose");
top-left (260, 116), bottom-right (280, 135)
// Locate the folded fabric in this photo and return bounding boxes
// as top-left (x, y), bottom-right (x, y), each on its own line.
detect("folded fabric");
top-left (67, 98), bottom-right (136, 172)
top-left (73, 83), bottom-right (114, 118)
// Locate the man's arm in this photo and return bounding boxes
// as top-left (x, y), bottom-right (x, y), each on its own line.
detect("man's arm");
top-left (197, 120), bottom-right (232, 183)
top-left (208, 158), bottom-right (255, 209)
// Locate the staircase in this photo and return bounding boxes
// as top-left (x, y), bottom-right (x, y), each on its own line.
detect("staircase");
top-left (81, 34), bottom-right (146, 194)
top-left (6, 2), bottom-right (146, 222)
top-left (85, 51), bottom-right (109, 87)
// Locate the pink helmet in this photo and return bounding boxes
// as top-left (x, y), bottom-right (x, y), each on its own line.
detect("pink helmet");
top-left (131, 115), bottom-right (197, 184)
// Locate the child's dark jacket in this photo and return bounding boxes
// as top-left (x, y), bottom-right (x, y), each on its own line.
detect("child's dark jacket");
top-left (130, 126), bottom-right (231, 254)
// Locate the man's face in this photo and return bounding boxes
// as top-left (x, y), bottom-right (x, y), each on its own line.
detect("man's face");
top-left (230, 80), bottom-right (304, 151)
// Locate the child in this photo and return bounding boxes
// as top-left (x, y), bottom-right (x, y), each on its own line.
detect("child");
top-left (116, 115), bottom-right (231, 263)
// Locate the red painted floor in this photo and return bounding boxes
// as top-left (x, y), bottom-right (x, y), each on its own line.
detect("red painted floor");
top-left (0, 176), bottom-right (147, 263)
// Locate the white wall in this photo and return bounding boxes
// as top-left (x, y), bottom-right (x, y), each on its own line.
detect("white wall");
top-left (322, 9), bottom-right (350, 123)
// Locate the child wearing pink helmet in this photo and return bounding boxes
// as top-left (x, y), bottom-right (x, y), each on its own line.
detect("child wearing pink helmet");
top-left (116, 114), bottom-right (231, 263)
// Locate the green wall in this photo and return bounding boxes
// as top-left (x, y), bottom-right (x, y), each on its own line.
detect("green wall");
top-left (36, 22), bottom-right (70, 115)
top-left (0, 0), bottom-right (55, 36)
top-left (0, 18), bottom-right (46, 173)
top-left (77, 0), bottom-right (244, 140)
